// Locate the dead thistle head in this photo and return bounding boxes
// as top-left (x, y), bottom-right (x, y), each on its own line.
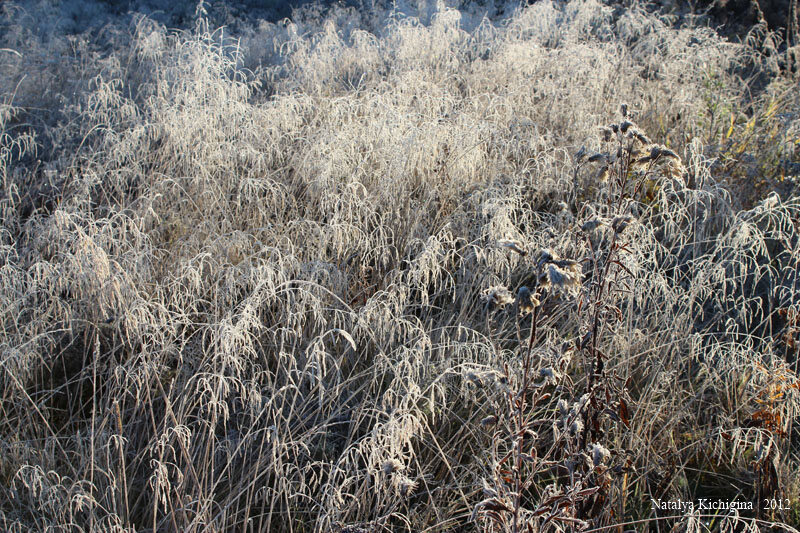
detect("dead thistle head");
top-left (538, 260), bottom-right (582, 298)
top-left (482, 286), bottom-right (515, 309)
top-left (516, 286), bottom-right (539, 315)
top-left (382, 459), bottom-right (404, 476)
top-left (611, 215), bottom-right (635, 234)
top-left (591, 443), bottom-right (611, 467)
top-left (497, 239), bottom-right (527, 256)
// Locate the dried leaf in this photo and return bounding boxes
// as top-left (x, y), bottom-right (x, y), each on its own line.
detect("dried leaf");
top-left (619, 398), bottom-right (630, 427)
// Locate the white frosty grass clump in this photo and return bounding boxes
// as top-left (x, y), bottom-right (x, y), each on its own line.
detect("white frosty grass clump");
top-left (0, 0), bottom-right (798, 531)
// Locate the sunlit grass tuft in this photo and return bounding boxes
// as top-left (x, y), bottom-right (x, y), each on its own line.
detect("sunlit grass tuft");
top-left (0, 0), bottom-right (798, 531)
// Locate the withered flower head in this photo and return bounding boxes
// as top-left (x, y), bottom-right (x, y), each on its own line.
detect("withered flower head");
top-left (557, 399), bottom-right (569, 418)
top-left (591, 443), bottom-right (611, 467)
top-left (497, 239), bottom-right (527, 256)
top-left (649, 145), bottom-right (662, 159)
top-left (580, 217), bottom-right (606, 233)
top-left (611, 215), bottom-right (635, 234)
top-left (480, 415), bottom-right (499, 427)
top-left (517, 286), bottom-right (538, 315)
top-left (394, 474), bottom-right (417, 497)
top-left (482, 286), bottom-right (515, 308)
top-left (629, 129), bottom-right (650, 145)
top-left (538, 260), bottom-right (582, 297)
top-left (536, 248), bottom-right (558, 267)
top-left (382, 459), bottom-right (404, 475)
top-left (659, 147), bottom-right (680, 160)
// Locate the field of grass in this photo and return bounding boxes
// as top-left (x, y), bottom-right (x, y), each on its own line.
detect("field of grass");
top-left (1, 0), bottom-right (799, 531)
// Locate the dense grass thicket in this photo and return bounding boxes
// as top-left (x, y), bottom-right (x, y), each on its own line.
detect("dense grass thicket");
top-left (1, 0), bottom-right (799, 531)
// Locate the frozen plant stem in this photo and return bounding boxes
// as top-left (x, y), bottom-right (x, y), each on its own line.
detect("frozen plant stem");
top-left (513, 300), bottom-right (541, 533)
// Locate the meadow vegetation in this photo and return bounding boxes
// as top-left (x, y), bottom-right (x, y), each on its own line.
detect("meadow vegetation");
top-left (0, 0), bottom-right (799, 531)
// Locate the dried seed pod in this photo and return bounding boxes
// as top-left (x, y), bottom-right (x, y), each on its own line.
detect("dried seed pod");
top-left (382, 459), bottom-right (404, 475)
top-left (482, 286), bottom-right (515, 308)
top-left (659, 147), bottom-right (680, 160)
top-left (649, 145), bottom-right (662, 159)
top-left (539, 260), bottom-right (582, 297)
top-left (497, 239), bottom-right (527, 256)
top-left (517, 286), bottom-right (538, 315)
top-left (480, 415), bottom-right (499, 427)
top-left (596, 165), bottom-right (610, 183)
top-left (630, 129), bottom-right (650, 145)
top-left (591, 443), bottom-right (611, 467)
top-left (611, 215), bottom-right (635, 234)
top-left (394, 474), bottom-right (417, 497)
top-left (581, 218), bottom-right (605, 232)
top-left (536, 248), bottom-right (558, 267)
